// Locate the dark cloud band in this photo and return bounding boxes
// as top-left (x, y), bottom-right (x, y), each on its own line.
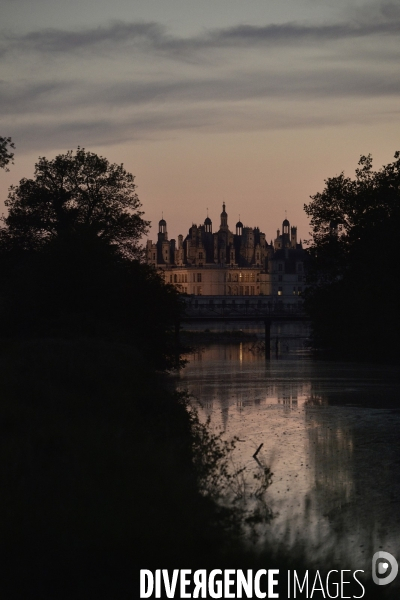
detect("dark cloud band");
top-left (1, 15), bottom-right (400, 59)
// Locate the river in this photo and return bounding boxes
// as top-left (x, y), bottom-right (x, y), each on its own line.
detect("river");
top-left (177, 322), bottom-right (400, 576)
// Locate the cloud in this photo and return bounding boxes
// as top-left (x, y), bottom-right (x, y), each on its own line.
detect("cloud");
top-left (2, 7), bottom-right (400, 153)
top-left (345, 0), bottom-right (400, 23)
top-left (0, 22), bottom-right (165, 57)
top-left (2, 64), bottom-right (400, 121)
top-left (4, 90), bottom-right (399, 157)
top-left (1, 13), bottom-right (400, 61)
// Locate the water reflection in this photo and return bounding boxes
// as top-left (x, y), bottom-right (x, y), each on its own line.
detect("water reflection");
top-left (178, 339), bottom-right (400, 573)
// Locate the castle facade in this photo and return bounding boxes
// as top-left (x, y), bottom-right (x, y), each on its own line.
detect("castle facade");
top-left (146, 204), bottom-right (306, 298)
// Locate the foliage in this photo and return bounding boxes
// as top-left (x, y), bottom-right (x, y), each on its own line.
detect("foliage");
top-left (188, 403), bottom-right (239, 497)
top-left (2, 147), bottom-right (148, 258)
top-left (304, 152), bottom-right (400, 360)
top-left (187, 396), bottom-right (274, 533)
top-left (0, 231), bottom-right (183, 368)
top-left (0, 339), bottom-right (241, 596)
top-left (0, 136), bottom-right (15, 171)
top-left (305, 152), bottom-right (400, 281)
top-left (0, 147), bottom-right (184, 368)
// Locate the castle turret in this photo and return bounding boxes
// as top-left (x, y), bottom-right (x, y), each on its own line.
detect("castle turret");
top-left (159, 217), bottom-right (167, 236)
top-left (291, 226), bottom-right (297, 248)
top-left (220, 202), bottom-right (228, 230)
top-left (204, 213), bottom-right (212, 234)
top-left (282, 218), bottom-right (290, 248)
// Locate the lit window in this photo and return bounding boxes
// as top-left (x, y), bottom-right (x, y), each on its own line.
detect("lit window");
top-left (278, 286), bottom-right (282, 296)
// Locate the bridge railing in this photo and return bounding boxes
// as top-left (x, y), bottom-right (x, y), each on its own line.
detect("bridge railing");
top-left (182, 296), bottom-right (305, 318)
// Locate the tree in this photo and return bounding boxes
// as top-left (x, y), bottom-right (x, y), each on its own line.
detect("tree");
top-left (0, 147), bottom-right (184, 367)
top-left (0, 136), bottom-right (15, 171)
top-left (2, 232), bottom-right (183, 368)
top-left (303, 152), bottom-right (400, 360)
top-left (2, 147), bottom-right (148, 258)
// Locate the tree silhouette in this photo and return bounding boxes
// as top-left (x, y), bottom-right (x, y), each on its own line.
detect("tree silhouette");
top-left (0, 136), bottom-right (15, 171)
top-left (3, 147), bottom-right (148, 258)
top-left (0, 147), bottom-right (183, 368)
top-left (304, 152), bottom-right (400, 360)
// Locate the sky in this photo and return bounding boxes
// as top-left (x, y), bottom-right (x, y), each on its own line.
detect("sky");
top-left (1, 0), bottom-right (400, 244)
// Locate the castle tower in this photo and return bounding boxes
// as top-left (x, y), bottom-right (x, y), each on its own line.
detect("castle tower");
top-left (158, 216), bottom-right (168, 244)
top-left (282, 218), bottom-right (290, 236)
top-left (159, 217), bottom-right (167, 236)
top-left (220, 202), bottom-right (228, 230)
top-left (157, 216), bottom-right (169, 263)
top-left (282, 218), bottom-right (290, 247)
top-left (291, 226), bottom-right (297, 248)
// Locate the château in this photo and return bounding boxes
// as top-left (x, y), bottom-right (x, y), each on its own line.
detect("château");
top-left (146, 204), bottom-right (306, 299)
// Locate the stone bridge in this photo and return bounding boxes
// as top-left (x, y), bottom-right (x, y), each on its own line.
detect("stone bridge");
top-left (182, 295), bottom-right (306, 321)
top-left (180, 296), bottom-right (307, 357)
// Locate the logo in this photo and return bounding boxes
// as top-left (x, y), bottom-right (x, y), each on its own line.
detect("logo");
top-left (372, 551), bottom-right (398, 586)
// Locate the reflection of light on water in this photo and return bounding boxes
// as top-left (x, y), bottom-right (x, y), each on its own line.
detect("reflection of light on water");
top-left (178, 338), bottom-right (400, 573)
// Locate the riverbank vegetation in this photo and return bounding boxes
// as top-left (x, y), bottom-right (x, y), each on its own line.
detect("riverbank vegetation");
top-left (0, 339), bottom-right (248, 597)
top-left (0, 148), bottom-right (245, 597)
top-left (304, 152), bottom-right (400, 363)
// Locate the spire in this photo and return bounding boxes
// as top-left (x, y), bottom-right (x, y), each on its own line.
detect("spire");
top-left (220, 202), bottom-right (228, 229)
top-left (236, 213), bottom-right (243, 235)
top-left (204, 207), bottom-right (212, 232)
top-left (159, 213), bottom-right (167, 234)
top-left (282, 215), bottom-right (290, 236)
